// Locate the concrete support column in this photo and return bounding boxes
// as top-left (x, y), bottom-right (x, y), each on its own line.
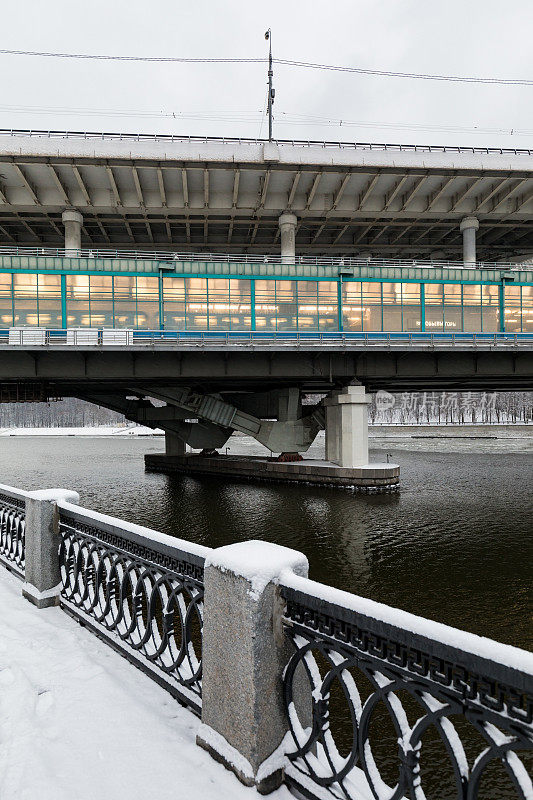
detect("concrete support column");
top-left (460, 216), bottom-right (479, 264)
top-left (165, 431), bottom-right (186, 456)
top-left (324, 385), bottom-right (370, 468)
top-left (324, 389), bottom-right (341, 462)
top-left (277, 387), bottom-right (301, 422)
top-left (22, 489), bottom-right (79, 609)
top-left (62, 209), bottom-right (83, 255)
top-left (279, 212), bottom-right (297, 264)
top-left (198, 540), bottom-right (309, 793)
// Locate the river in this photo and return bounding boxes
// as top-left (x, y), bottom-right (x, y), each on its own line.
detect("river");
top-left (0, 426), bottom-right (531, 650)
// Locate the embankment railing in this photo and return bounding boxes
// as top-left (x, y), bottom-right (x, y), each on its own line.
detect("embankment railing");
top-left (58, 502), bottom-right (209, 714)
top-left (280, 572), bottom-right (533, 800)
top-left (0, 484), bottom-right (26, 577)
top-left (0, 482), bottom-right (531, 797)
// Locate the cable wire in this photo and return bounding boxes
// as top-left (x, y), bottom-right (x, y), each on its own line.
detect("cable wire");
top-left (0, 48), bottom-right (531, 85)
top-left (0, 103), bottom-right (531, 137)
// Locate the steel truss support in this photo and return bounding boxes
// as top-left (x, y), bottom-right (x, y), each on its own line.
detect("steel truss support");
top-left (79, 386), bottom-right (326, 454)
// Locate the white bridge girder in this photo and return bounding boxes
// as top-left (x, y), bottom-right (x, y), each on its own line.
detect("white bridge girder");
top-left (0, 131), bottom-right (532, 258)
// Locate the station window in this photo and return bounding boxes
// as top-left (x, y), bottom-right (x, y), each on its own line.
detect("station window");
top-left (481, 284), bottom-right (500, 332)
top-left (186, 278), bottom-right (209, 330)
top-left (504, 285), bottom-right (522, 332)
top-left (443, 284), bottom-right (462, 331)
top-left (12, 273), bottom-right (62, 327)
top-left (136, 277), bottom-right (159, 330)
top-left (522, 286), bottom-right (533, 332)
top-left (0, 273), bottom-right (13, 326)
top-left (342, 282), bottom-right (362, 331)
top-left (364, 282), bottom-right (384, 331)
top-left (86, 276), bottom-right (113, 328)
top-left (424, 284), bottom-right (444, 330)
top-left (401, 283), bottom-right (421, 332)
top-left (506, 285), bottom-right (533, 332)
top-left (162, 277), bottom-right (186, 330)
top-left (255, 280), bottom-right (277, 330)
top-left (462, 285), bottom-right (481, 332)
top-left (296, 281), bottom-right (338, 331)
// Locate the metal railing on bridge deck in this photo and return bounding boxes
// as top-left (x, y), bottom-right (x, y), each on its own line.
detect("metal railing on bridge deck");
top-left (3, 127), bottom-right (533, 157)
top-left (1, 328), bottom-right (532, 349)
top-left (0, 244), bottom-right (528, 275)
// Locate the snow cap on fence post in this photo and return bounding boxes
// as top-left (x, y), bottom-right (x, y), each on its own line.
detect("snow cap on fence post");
top-left (22, 489), bottom-right (80, 609)
top-left (197, 540), bottom-right (309, 794)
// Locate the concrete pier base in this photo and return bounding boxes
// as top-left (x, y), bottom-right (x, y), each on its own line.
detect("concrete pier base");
top-left (145, 453), bottom-right (399, 491)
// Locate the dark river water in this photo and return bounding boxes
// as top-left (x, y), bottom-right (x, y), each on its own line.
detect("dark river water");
top-left (1, 429), bottom-right (532, 797)
top-left (0, 428), bottom-right (531, 650)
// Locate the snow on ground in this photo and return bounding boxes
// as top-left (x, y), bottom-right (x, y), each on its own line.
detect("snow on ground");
top-left (0, 568), bottom-right (292, 800)
top-left (0, 425), bottom-right (164, 437)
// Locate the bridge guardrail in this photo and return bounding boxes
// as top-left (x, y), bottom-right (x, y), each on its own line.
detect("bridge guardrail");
top-left (0, 243), bottom-right (528, 273)
top-left (2, 127), bottom-right (533, 157)
top-left (1, 328), bottom-right (532, 348)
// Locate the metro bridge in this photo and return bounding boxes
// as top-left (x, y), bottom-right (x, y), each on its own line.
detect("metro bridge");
top-left (0, 129), bottom-right (531, 484)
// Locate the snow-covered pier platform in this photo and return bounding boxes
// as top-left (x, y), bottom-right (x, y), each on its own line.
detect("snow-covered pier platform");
top-left (145, 452), bottom-right (400, 491)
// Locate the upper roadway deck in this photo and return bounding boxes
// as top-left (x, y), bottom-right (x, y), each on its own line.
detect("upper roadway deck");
top-left (0, 129), bottom-right (532, 259)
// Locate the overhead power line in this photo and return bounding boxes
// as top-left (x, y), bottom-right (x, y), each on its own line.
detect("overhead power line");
top-left (276, 59), bottom-right (533, 85)
top-left (0, 48), bottom-right (531, 86)
top-left (0, 103), bottom-right (531, 137)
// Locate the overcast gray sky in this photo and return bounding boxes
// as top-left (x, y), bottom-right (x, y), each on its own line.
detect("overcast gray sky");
top-left (1, 0), bottom-right (532, 147)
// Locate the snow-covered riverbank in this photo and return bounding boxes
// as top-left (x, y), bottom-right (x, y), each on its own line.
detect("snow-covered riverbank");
top-left (0, 567), bottom-right (290, 800)
top-left (0, 425), bottom-right (164, 437)
top-left (0, 423), bottom-right (531, 438)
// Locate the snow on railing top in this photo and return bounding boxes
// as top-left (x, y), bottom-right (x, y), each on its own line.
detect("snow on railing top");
top-left (281, 569), bottom-right (533, 677)
top-left (1, 127), bottom-right (533, 157)
top-left (57, 499), bottom-right (211, 566)
top-left (0, 482), bottom-right (32, 502)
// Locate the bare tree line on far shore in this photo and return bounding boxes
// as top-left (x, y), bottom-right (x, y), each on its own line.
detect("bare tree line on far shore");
top-left (0, 392), bottom-right (531, 429)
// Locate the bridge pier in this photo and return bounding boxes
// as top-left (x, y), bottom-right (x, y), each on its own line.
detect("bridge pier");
top-left (165, 431), bottom-right (186, 457)
top-left (460, 216), bottom-right (479, 264)
top-left (324, 385), bottom-right (369, 468)
top-left (62, 209), bottom-right (83, 255)
top-left (279, 212), bottom-right (297, 263)
top-left (146, 384), bottom-right (399, 491)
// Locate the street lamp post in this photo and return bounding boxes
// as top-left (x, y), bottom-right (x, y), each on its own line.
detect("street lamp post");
top-left (265, 29), bottom-right (275, 141)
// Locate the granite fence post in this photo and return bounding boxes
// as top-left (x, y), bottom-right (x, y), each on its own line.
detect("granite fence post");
top-left (197, 540), bottom-right (309, 794)
top-left (22, 489), bottom-right (79, 609)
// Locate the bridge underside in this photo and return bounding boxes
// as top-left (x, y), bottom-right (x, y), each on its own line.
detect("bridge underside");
top-left (0, 348), bottom-right (531, 393)
top-left (1, 345), bottom-right (531, 460)
top-left (1, 131), bottom-right (533, 261)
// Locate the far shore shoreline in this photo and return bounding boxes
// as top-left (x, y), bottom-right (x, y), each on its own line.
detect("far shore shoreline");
top-left (0, 423), bottom-right (531, 439)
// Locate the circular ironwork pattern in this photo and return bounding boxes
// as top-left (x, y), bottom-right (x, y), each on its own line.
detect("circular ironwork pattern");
top-left (0, 495), bottom-right (25, 573)
top-left (59, 522), bottom-right (203, 700)
top-left (283, 631), bottom-right (533, 800)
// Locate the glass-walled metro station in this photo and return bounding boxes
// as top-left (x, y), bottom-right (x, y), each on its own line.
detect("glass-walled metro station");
top-left (0, 271), bottom-right (532, 333)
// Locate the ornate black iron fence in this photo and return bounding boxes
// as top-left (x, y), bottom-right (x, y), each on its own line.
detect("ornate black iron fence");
top-left (58, 505), bottom-right (207, 714)
top-left (0, 488), bottom-right (25, 577)
top-left (281, 580), bottom-right (533, 800)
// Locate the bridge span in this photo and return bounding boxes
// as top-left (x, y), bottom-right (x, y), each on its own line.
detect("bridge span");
top-left (1, 325), bottom-right (531, 490)
top-left (0, 169), bottom-right (531, 486)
